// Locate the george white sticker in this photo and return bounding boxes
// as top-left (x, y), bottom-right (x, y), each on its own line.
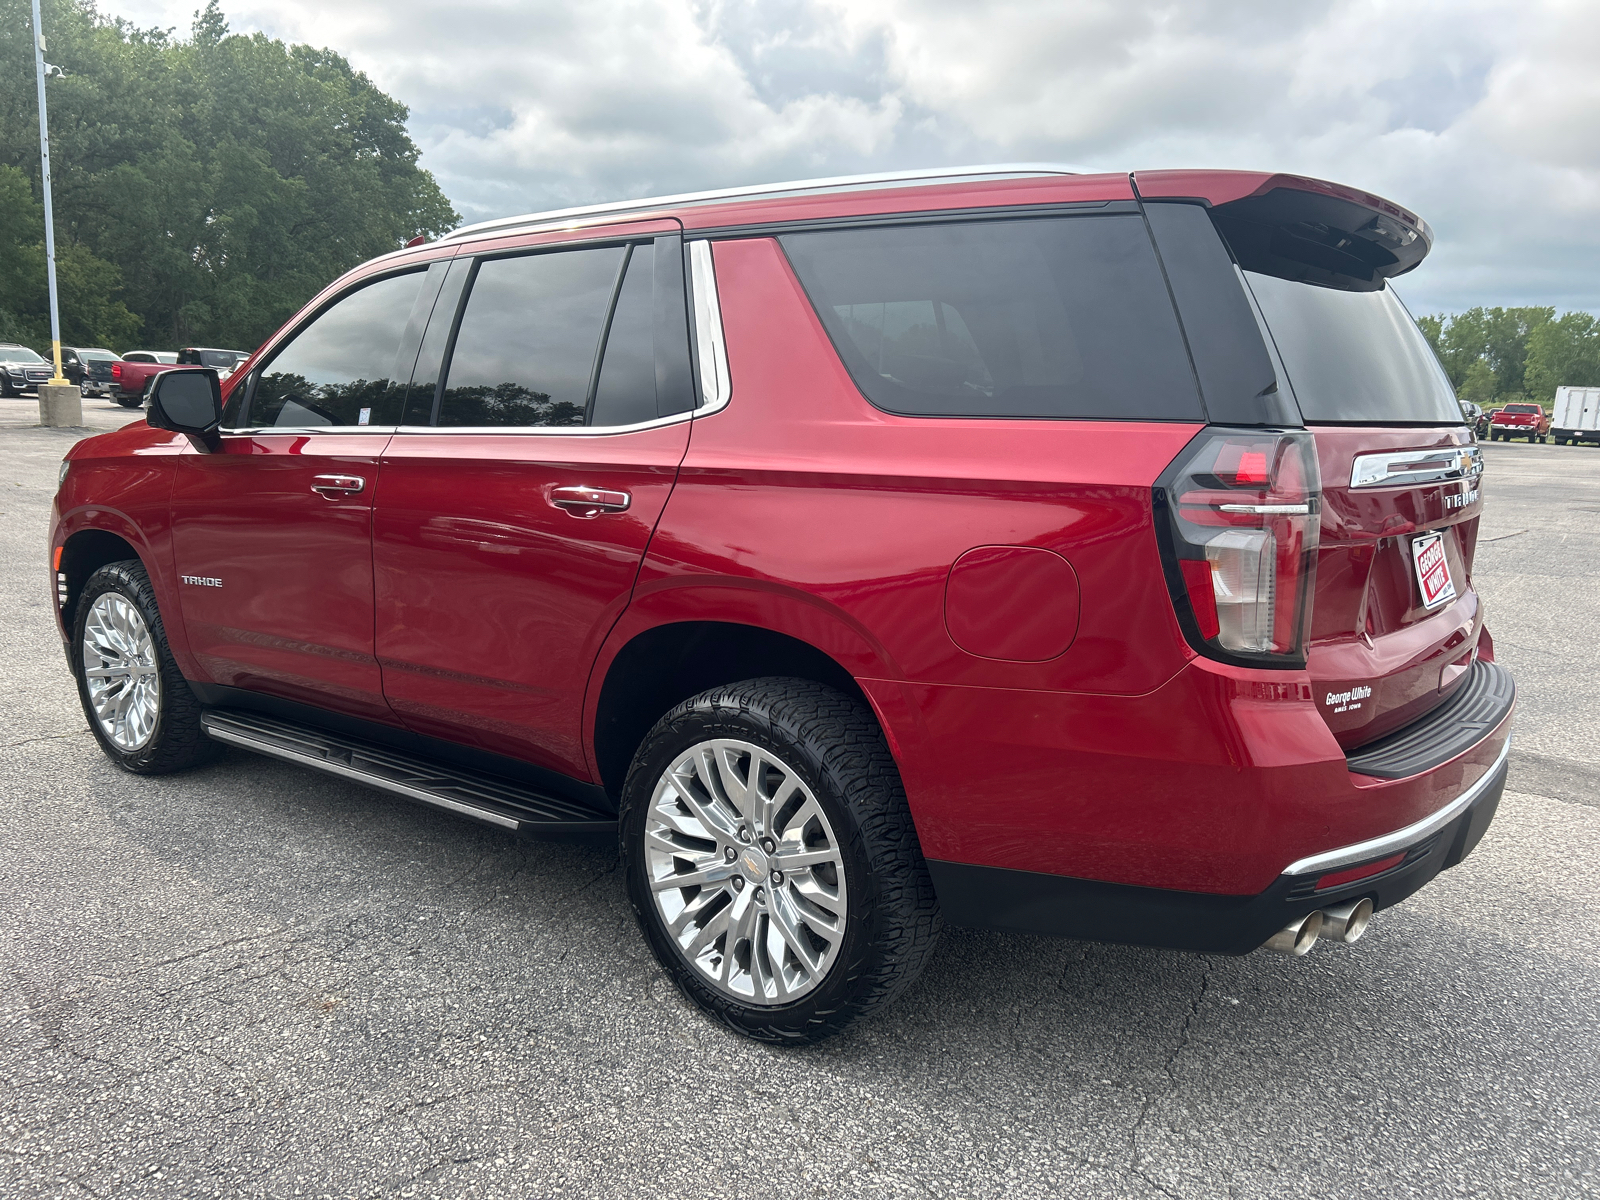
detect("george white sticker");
top-left (358, 408), bottom-right (372, 426)
top-left (1411, 532), bottom-right (1457, 609)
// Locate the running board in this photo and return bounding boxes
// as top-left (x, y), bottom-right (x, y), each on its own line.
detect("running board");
top-left (200, 709), bottom-right (615, 834)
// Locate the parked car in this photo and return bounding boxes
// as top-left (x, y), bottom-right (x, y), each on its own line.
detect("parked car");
top-left (50, 166), bottom-right (1514, 1042)
top-left (1475, 407), bottom-right (1495, 439)
top-left (1551, 386), bottom-right (1600, 445)
top-left (178, 347), bottom-right (251, 379)
top-left (110, 351), bottom-right (180, 406)
top-left (0, 343), bottom-right (53, 396)
top-left (1487, 402), bottom-right (1550, 442)
top-left (1458, 400), bottom-right (1483, 436)
top-left (61, 347), bottom-right (121, 398)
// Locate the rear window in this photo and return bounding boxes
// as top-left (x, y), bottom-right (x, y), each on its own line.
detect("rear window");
top-left (1502, 404), bottom-right (1540, 414)
top-left (781, 216), bottom-right (1201, 420)
top-left (1243, 273), bottom-right (1460, 424)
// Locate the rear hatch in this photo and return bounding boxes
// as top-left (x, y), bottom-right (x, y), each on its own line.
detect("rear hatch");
top-left (1214, 188), bottom-right (1484, 750)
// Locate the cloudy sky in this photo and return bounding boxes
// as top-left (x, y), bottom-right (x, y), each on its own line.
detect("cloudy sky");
top-left (109, 0), bottom-right (1599, 315)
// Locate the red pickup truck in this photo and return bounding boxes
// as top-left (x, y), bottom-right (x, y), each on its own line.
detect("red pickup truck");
top-left (110, 351), bottom-right (178, 406)
top-left (1487, 403), bottom-right (1550, 442)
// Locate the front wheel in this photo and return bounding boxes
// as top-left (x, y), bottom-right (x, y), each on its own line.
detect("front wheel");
top-left (72, 560), bottom-right (217, 774)
top-left (621, 677), bottom-right (941, 1043)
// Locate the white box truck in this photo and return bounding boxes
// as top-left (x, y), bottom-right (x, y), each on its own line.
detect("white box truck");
top-left (1552, 386), bottom-right (1600, 445)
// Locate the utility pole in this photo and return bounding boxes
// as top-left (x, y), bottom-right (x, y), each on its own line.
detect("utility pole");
top-left (30, 0), bottom-right (67, 386)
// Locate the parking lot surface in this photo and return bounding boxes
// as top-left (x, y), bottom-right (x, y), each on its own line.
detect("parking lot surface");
top-left (2, 398), bottom-right (1597, 1199)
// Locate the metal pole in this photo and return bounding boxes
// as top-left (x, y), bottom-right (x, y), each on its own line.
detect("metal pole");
top-left (30, 0), bottom-right (67, 386)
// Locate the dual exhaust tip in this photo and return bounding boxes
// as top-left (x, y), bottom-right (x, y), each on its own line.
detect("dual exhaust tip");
top-left (1264, 898), bottom-right (1373, 956)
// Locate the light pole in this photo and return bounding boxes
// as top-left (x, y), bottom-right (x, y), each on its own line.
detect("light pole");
top-left (30, 0), bottom-right (67, 387)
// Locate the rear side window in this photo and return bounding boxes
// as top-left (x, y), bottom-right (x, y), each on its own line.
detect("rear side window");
top-left (1243, 273), bottom-right (1460, 424)
top-left (781, 216), bottom-right (1201, 420)
top-left (249, 271), bottom-right (428, 428)
top-left (438, 247), bottom-right (624, 428)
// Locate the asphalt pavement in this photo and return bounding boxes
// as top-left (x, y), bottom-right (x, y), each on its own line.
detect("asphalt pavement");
top-left (2, 398), bottom-right (1597, 1199)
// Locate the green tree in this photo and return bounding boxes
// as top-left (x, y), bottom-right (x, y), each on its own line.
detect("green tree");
top-left (0, 163), bottom-right (139, 347)
top-left (1524, 313), bottom-right (1600, 401)
top-left (0, 0), bottom-right (457, 352)
top-left (1457, 358), bottom-right (1498, 406)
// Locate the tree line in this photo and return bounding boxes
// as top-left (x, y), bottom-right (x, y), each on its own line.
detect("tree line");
top-left (0, 0), bottom-right (456, 354)
top-left (1417, 307), bottom-right (1600, 410)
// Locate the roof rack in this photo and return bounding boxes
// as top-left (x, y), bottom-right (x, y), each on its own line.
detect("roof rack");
top-left (437, 162), bottom-right (1090, 244)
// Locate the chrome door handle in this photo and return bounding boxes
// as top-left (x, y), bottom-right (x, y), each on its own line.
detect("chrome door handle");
top-left (311, 474), bottom-right (366, 499)
top-left (550, 485), bottom-right (631, 519)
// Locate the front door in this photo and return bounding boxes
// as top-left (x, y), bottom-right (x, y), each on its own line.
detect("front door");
top-left (373, 232), bottom-right (696, 779)
top-left (170, 266), bottom-right (444, 723)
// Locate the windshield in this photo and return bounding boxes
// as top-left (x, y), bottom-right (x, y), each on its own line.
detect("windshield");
top-left (0, 348), bottom-right (45, 363)
top-left (1244, 273), bottom-right (1460, 424)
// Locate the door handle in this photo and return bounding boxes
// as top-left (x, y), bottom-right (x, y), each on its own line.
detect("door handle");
top-left (550, 485), bottom-right (631, 519)
top-left (311, 474), bottom-right (366, 499)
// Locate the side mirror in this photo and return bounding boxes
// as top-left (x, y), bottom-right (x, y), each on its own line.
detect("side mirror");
top-left (148, 368), bottom-right (223, 451)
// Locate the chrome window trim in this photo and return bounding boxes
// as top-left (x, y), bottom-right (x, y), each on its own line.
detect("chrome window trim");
top-left (688, 239), bottom-right (731, 415)
top-left (219, 425), bottom-right (399, 436)
top-left (1349, 444), bottom-right (1483, 490)
top-left (389, 410), bottom-right (695, 437)
top-left (1282, 737), bottom-right (1511, 878)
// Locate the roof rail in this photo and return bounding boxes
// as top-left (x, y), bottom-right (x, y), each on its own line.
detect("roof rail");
top-left (437, 162), bottom-right (1089, 244)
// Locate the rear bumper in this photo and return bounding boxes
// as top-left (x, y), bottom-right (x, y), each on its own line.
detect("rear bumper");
top-left (928, 739), bottom-right (1508, 955)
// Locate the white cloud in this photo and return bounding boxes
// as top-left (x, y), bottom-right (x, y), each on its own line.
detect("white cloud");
top-left (96, 0), bottom-right (1600, 312)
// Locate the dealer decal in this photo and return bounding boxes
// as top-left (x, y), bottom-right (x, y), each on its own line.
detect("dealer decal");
top-left (1410, 532), bottom-right (1457, 609)
top-left (1325, 685), bottom-right (1372, 714)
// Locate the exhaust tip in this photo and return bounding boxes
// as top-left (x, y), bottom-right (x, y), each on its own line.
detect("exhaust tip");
top-left (1319, 897), bottom-right (1374, 944)
top-left (1264, 910), bottom-right (1323, 956)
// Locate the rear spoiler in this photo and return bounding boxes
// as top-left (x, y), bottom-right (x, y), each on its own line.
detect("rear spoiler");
top-left (1134, 170), bottom-right (1432, 293)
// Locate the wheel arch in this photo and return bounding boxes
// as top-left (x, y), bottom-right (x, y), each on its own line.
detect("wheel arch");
top-left (58, 527), bottom-right (147, 630)
top-left (588, 617), bottom-right (877, 803)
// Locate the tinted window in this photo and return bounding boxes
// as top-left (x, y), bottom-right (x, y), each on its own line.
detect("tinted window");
top-left (1244, 273), bottom-right (1460, 424)
top-left (250, 271), bottom-right (428, 428)
top-left (438, 247), bottom-right (624, 428)
top-left (782, 217), bottom-right (1201, 419)
top-left (1503, 404), bottom-right (1540, 414)
top-left (590, 245), bottom-right (657, 427)
top-left (123, 352), bottom-right (153, 363)
top-left (82, 350), bottom-right (116, 361)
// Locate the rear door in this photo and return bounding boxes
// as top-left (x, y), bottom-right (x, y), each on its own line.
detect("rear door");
top-left (372, 227), bottom-right (695, 779)
top-left (169, 265), bottom-right (445, 723)
top-left (1238, 259), bottom-right (1484, 748)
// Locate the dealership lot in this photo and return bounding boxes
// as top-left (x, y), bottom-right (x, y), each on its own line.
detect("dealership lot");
top-left (2, 402), bottom-right (1596, 1199)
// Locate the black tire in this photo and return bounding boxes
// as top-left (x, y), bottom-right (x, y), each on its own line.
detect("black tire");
top-left (621, 677), bottom-right (942, 1043)
top-left (71, 560), bottom-right (218, 774)
top-left (114, 394), bottom-right (143, 408)
top-left (0, 376), bottom-right (12, 398)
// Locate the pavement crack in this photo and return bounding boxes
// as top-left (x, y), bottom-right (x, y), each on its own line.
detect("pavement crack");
top-left (0, 730), bottom-right (88, 751)
top-left (1128, 958), bottom-right (1212, 1200)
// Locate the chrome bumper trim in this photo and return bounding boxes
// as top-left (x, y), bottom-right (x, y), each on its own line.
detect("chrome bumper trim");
top-left (1283, 738), bottom-right (1511, 878)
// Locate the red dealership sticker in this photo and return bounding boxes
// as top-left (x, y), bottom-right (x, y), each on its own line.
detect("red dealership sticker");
top-left (1411, 532), bottom-right (1456, 609)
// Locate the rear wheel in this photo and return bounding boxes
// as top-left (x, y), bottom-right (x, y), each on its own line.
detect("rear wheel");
top-left (621, 677), bottom-right (941, 1043)
top-left (71, 560), bottom-right (217, 774)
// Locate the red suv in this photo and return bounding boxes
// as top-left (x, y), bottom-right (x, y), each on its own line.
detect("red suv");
top-left (49, 167), bottom-right (1514, 1042)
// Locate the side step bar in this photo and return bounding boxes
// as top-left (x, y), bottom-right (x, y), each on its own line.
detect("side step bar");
top-left (200, 709), bottom-right (615, 834)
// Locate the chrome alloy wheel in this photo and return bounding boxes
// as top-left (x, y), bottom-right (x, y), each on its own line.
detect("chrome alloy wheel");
top-left (645, 739), bottom-right (848, 1005)
top-left (81, 593), bottom-right (161, 751)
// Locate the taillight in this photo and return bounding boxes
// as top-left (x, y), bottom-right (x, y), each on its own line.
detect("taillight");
top-left (112, 362), bottom-right (122, 380)
top-left (1154, 428), bottom-right (1321, 667)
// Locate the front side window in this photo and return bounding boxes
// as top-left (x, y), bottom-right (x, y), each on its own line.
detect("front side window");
top-left (248, 270), bottom-right (428, 428)
top-left (782, 216), bottom-right (1201, 420)
top-left (438, 247), bottom-right (625, 428)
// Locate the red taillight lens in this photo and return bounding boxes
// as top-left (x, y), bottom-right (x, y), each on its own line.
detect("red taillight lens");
top-left (1155, 429), bottom-right (1321, 666)
top-left (112, 362), bottom-right (122, 380)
